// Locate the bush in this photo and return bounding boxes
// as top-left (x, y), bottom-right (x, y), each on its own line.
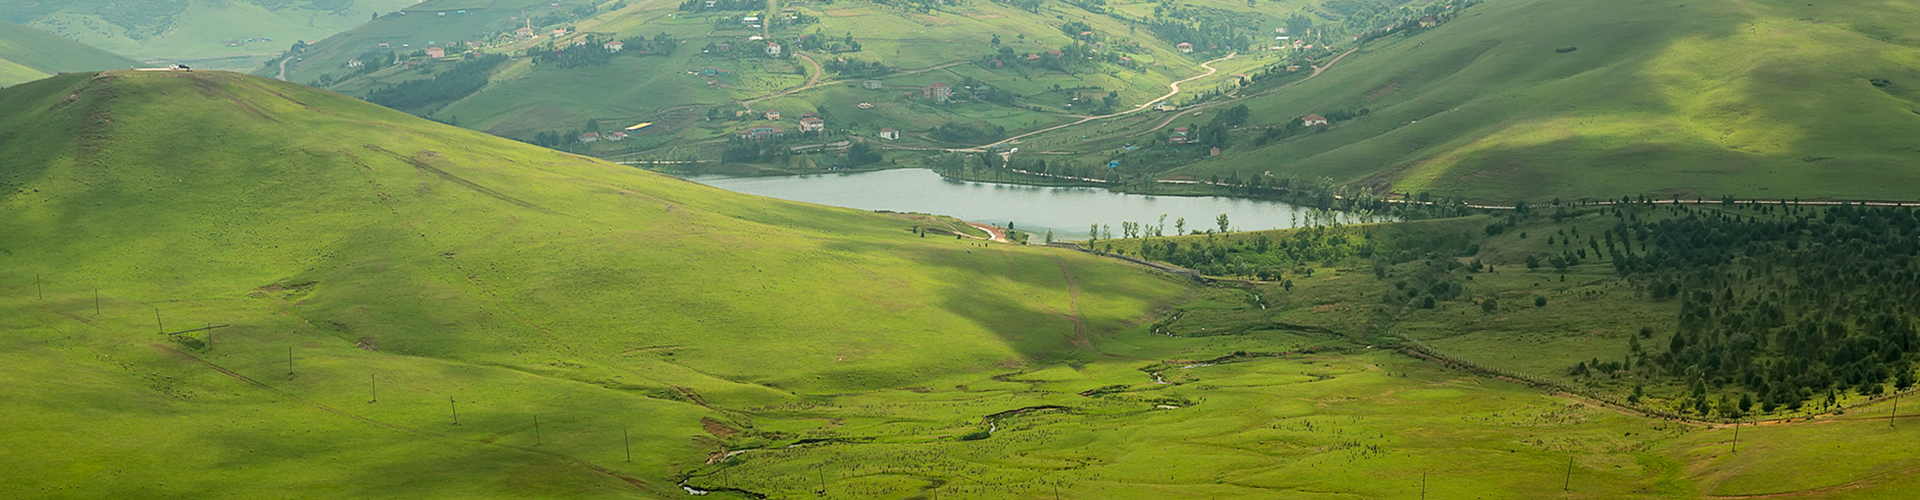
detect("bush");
top-left (1555, 46), bottom-right (1578, 53)
top-left (958, 431), bottom-right (991, 441)
top-left (1534, 295), bottom-right (1547, 307)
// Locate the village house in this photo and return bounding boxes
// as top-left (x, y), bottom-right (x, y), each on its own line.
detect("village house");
top-left (1046, 50), bottom-right (1064, 58)
top-left (798, 116), bottom-right (825, 132)
top-left (863, 80), bottom-right (884, 90)
top-left (579, 132), bottom-right (601, 143)
top-left (1419, 16), bottom-right (1438, 28)
top-left (879, 128), bottom-right (900, 140)
top-left (425, 47), bottom-right (446, 58)
top-left (1177, 42), bottom-right (1193, 53)
top-left (765, 42), bottom-right (782, 56)
top-left (607, 131), bottom-right (629, 141)
top-left (347, 58), bottom-right (363, 68)
top-left (604, 40), bottom-right (624, 52)
top-left (739, 125), bottom-right (783, 140)
top-left (1210, 146), bottom-right (1221, 156)
top-left (764, 109), bottom-right (781, 120)
top-left (924, 82), bottom-right (952, 103)
top-left (1170, 127), bottom-right (1190, 144)
top-left (1303, 114), bottom-right (1329, 127)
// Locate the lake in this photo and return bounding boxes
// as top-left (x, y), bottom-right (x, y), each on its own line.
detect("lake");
top-left (683, 168), bottom-right (1317, 239)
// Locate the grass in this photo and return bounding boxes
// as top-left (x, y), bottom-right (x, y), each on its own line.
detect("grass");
top-left (0, 20), bottom-right (137, 86)
top-left (6, 69), bottom-right (1920, 499)
top-left (10, 0), bottom-right (419, 65)
top-left (0, 70), bottom-right (1186, 497)
top-left (1158, 0), bottom-right (1920, 202)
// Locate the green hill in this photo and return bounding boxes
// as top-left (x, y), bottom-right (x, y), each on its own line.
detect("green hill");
top-left (279, 0), bottom-right (1448, 162)
top-left (0, 20), bottom-right (136, 86)
top-left (0, 69), bottom-right (1184, 497)
top-left (1093, 0), bottom-right (1920, 202)
top-left (1, 0), bottom-right (419, 69)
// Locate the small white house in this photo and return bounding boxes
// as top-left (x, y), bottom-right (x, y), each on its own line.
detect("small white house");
top-left (1302, 114), bottom-right (1329, 127)
top-left (879, 128), bottom-right (900, 140)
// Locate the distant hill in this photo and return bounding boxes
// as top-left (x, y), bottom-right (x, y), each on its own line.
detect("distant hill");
top-left (0, 20), bottom-right (136, 86)
top-left (279, 0), bottom-right (1388, 157)
top-left (0, 69), bottom-right (1181, 495)
top-left (0, 0), bottom-right (418, 69)
top-left (1152, 0), bottom-right (1920, 202)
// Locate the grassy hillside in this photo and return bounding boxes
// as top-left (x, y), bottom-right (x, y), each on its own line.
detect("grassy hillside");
top-left (0, 20), bottom-right (136, 86)
top-left (1138, 0), bottom-right (1920, 202)
top-left (282, 0), bottom-right (1449, 165)
top-left (0, 69), bottom-right (1185, 497)
top-left (1, 0), bottom-right (418, 69)
top-left (4, 70), bottom-right (1917, 499)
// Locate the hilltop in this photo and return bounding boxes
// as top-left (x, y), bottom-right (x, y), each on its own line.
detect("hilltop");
top-left (0, 0), bottom-right (418, 69)
top-left (0, 20), bottom-right (136, 86)
top-left (1024, 0), bottom-right (1920, 202)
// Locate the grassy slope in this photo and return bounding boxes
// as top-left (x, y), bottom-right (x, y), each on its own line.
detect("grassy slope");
top-left (8, 0), bottom-right (419, 66)
top-left (1170, 0), bottom-right (1920, 202)
top-left (0, 20), bottom-right (137, 86)
top-left (288, 0), bottom-right (1341, 144)
top-left (0, 70), bottom-right (1184, 497)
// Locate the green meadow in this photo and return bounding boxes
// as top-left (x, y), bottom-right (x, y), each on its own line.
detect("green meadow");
top-left (5, 0), bottom-right (419, 68)
top-left (0, 20), bottom-right (136, 86)
top-left (1141, 0), bottom-right (1920, 202)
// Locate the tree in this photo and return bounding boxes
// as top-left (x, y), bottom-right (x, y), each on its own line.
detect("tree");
top-left (1481, 298), bottom-right (1498, 313)
top-left (1089, 223), bottom-right (1099, 241)
top-left (1534, 295), bottom-right (1548, 308)
top-left (1216, 213), bottom-right (1230, 233)
top-left (1525, 255), bottom-right (1541, 270)
top-left (1175, 217), bottom-right (1186, 235)
top-left (1045, 229), bottom-right (1055, 243)
top-left (585, 119), bottom-right (600, 132)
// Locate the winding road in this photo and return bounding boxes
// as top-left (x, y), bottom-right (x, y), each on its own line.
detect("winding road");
top-left (969, 52), bottom-right (1238, 151)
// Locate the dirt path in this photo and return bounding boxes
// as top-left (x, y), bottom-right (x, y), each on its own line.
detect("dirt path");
top-left (1120, 46), bottom-right (1360, 140)
top-left (965, 221), bottom-right (1010, 243)
top-left (278, 54), bottom-right (292, 81)
top-left (1051, 256), bottom-right (1090, 348)
top-left (961, 53), bottom-right (1237, 152)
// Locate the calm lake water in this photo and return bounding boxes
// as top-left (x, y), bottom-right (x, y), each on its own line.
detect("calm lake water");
top-left (684, 168), bottom-right (1314, 239)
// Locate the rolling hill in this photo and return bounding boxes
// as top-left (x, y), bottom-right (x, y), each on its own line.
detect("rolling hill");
top-left (1121, 0), bottom-right (1920, 202)
top-left (0, 20), bottom-right (137, 86)
top-left (0, 0), bottom-right (419, 69)
top-left (0, 69), bottom-right (1185, 497)
top-left (5, 69), bottom-right (1917, 500)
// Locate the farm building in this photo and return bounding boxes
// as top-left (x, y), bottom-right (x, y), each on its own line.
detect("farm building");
top-left (924, 82), bottom-right (952, 103)
top-left (579, 132), bottom-right (600, 143)
top-left (1419, 16), bottom-right (1438, 28)
top-left (739, 126), bottom-right (784, 140)
top-left (765, 42), bottom-right (782, 56)
top-left (607, 132), bottom-right (629, 141)
top-left (1303, 114), bottom-right (1329, 127)
top-left (425, 47), bottom-right (445, 58)
top-left (1170, 127), bottom-right (1190, 144)
top-left (863, 80), bottom-right (884, 89)
top-left (798, 116), bottom-right (825, 132)
top-left (605, 41), bottom-right (624, 52)
top-left (1177, 42), bottom-right (1193, 53)
top-left (764, 110), bottom-right (781, 120)
top-left (879, 128), bottom-right (900, 140)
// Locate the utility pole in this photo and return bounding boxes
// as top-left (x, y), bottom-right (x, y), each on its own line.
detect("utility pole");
top-left (94, 289), bottom-right (100, 315)
top-left (369, 374), bottom-right (377, 403)
top-left (534, 416), bottom-right (541, 445)
top-left (1731, 420), bottom-right (1739, 454)
top-left (1421, 471), bottom-right (1427, 500)
top-left (1563, 456), bottom-right (1574, 492)
top-left (36, 273), bottom-right (42, 300)
top-left (155, 307), bottom-right (163, 334)
top-left (624, 429), bottom-right (631, 462)
top-left (1893, 393), bottom-right (1902, 428)
top-left (288, 346), bottom-right (294, 375)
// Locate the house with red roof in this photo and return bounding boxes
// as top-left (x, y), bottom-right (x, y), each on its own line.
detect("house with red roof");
top-left (1303, 114), bottom-right (1329, 127)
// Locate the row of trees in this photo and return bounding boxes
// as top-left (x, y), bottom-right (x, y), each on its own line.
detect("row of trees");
top-left (364, 55), bottom-right (509, 110)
